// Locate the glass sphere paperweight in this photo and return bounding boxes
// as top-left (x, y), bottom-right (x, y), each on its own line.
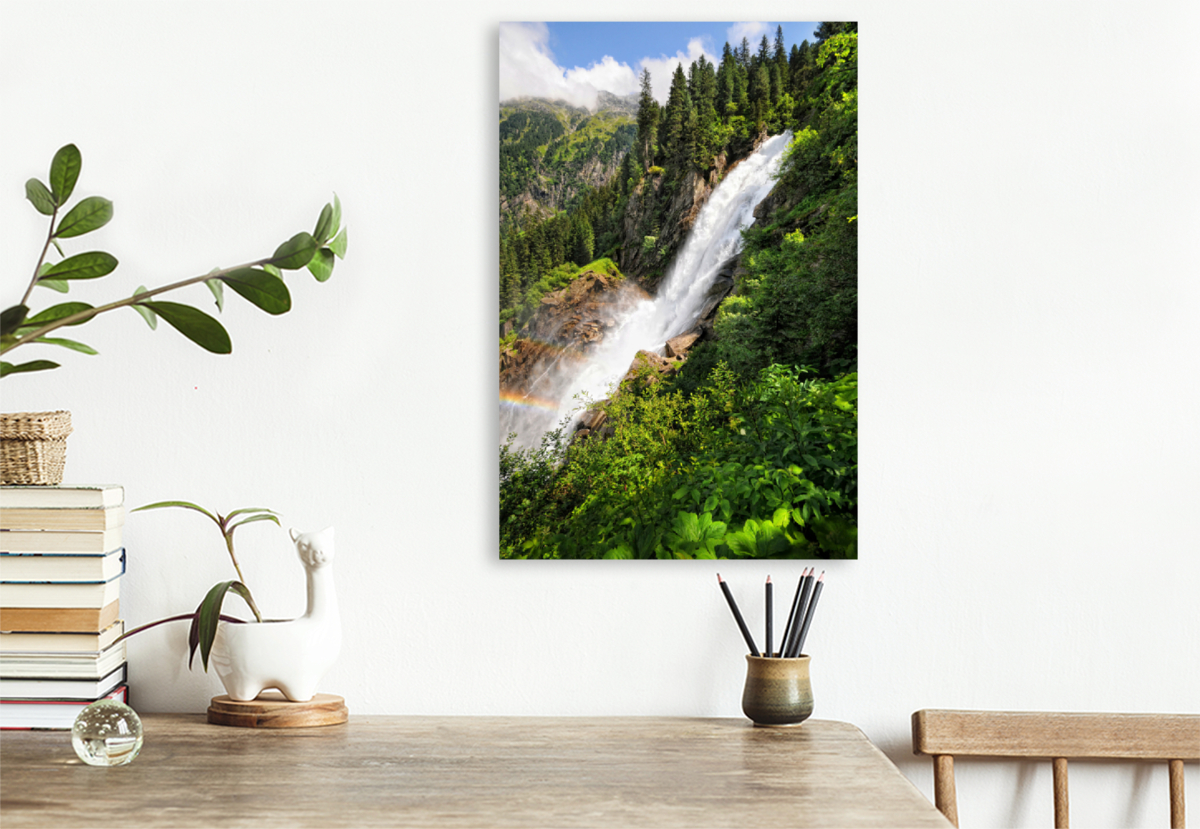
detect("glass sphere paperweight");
top-left (72, 699), bottom-right (143, 766)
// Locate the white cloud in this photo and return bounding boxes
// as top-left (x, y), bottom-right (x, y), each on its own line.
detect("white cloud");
top-left (726, 22), bottom-right (770, 49)
top-left (499, 23), bottom-right (637, 109)
top-left (635, 37), bottom-right (719, 104)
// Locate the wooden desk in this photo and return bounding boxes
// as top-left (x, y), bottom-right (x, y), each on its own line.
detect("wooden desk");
top-left (1, 716), bottom-right (951, 828)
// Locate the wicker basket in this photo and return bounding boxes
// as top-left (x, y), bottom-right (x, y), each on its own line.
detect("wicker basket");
top-left (0, 410), bottom-right (73, 485)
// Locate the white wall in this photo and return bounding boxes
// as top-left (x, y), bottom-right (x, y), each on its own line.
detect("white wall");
top-left (2, 2), bottom-right (1196, 826)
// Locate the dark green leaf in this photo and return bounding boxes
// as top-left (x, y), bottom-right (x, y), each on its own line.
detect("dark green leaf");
top-left (37, 278), bottom-right (70, 293)
top-left (130, 287), bottom-right (156, 329)
top-left (1, 306), bottom-right (29, 337)
top-left (55, 196), bottom-right (113, 238)
top-left (195, 581), bottom-right (259, 671)
top-left (313, 203), bottom-right (334, 244)
top-left (269, 232), bottom-right (318, 270)
top-left (329, 226), bottom-right (348, 259)
top-left (307, 248), bottom-right (334, 282)
top-left (1, 359), bottom-right (59, 377)
top-left (139, 301), bottom-right (231, 353)
top-left (25, 178), bottom-right (55, 215)
top-left (49, 144), bottom-right (82, 204)
top-left (23, 302), bottom-right (95, 328)
top-left (220, 268), bottom-right (291, 315)
top-left (205, 279), bottom-right (225, 312)
top-left (41, 251), bottom-right (118, 281)
top-left (33, 336), bottom-right (98, 355)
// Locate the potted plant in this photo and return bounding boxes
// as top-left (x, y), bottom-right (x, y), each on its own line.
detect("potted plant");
top-left (117, 501), bottom-right (341, 704)
top-left (0, 143), bottom-right (347, 483)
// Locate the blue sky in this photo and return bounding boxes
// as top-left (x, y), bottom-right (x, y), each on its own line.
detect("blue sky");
top-left (499, 22), bottom-right (821, 109)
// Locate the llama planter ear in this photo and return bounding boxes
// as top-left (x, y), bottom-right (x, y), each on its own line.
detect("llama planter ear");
top-left (207, 527), bottom-right (345, 726)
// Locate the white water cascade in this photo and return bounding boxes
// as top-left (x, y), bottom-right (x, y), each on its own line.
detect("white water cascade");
top-left (503, 131), bottom-right (792, 448)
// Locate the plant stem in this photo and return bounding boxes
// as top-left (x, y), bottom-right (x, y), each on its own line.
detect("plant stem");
top-left (112, 612), bottom-right (247, 646)
top-left (1, 255), bottom-right (274, 356)
top-left (20, 208), bottom-right (59, 307)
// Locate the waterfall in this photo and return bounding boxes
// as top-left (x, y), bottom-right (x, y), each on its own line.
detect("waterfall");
top-left (502, 131), bottom-right (793, 448)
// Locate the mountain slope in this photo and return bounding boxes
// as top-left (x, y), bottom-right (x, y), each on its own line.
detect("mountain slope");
top-left (499, 93), bottom-right (637, 228)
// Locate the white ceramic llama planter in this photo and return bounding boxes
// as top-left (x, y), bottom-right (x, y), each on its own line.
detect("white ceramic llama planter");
top-left (210, 527), bottom-right (341, 702)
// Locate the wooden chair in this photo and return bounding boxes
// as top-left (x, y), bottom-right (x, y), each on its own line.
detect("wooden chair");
top-left (912, 710), bottom-right (1199, 828)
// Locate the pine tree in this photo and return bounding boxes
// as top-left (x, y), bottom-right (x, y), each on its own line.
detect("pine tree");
top-left (738, 37), bottom-right (751, 69)
top-left (757, 35), bottom-right (770, 67)
top-left (574, 216), bottom-right (594, 266)
top-left (636, 68), bottom-right (659, 171)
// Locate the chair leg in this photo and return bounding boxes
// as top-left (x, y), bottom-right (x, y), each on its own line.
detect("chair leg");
top-left (933, 754), bottom-right (959, 827)
top-left (1053, 757), bottom-right (1069, 829)
top-left (1169, 759), bottom-right (1185, 829)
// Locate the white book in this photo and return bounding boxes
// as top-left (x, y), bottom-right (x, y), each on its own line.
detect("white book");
top-left (1, 684), bottom-right (128, 730)
top-left (0, 504), bottom-right (125, 532)
top-left (0, 548), bottom-right (126, 584)
top-left (0, 641), bottom-right (126, 679)
top-left (0, 663), bottom-right (126, 699)
top-left (0, 576), bottom-right (121, 609)
top-left (0, 621), bottom-right (124, 654)
top-left (0, 485), bottom-right (124, 510)
top-left (0, 527), bottom-right (123, 554)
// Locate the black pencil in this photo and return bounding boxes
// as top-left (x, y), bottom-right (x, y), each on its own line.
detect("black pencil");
top-left (783, 568), bottom-right (815, 658)
top-left (765, 576), bottom-right (773, 658)
top-left (717, 574), bottom-right (760, 656)
top-left (793, 571), bottom-right (825, 657)
top-left (779, 567), bottom-right (809, 654)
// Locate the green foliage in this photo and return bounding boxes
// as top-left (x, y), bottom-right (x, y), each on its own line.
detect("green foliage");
top-left (2, 144), bottom-right (346, 379)
top-left (120, 501), bottom-right (282, 670)
top-left (498, 24), bottom-right (858, 561)
top-left (500, 364), bottom-right (857, 560)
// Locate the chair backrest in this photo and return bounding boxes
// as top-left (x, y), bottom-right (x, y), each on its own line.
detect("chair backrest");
top-left (911, 710), bottom-right (1199, 828)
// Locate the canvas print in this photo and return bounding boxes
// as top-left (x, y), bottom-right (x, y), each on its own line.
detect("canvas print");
top-left (499, 22), bottom-right (857, 560)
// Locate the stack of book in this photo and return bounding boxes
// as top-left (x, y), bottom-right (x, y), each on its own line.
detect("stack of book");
top-left (0, 484), bottom-right (129, 730)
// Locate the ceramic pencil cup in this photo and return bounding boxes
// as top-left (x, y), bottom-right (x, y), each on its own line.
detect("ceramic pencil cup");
top-left (741, 654), bottom-right (813, 727)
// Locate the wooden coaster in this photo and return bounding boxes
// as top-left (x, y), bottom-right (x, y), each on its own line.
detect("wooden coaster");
top-left (207, 691), bottom-right (348, 728)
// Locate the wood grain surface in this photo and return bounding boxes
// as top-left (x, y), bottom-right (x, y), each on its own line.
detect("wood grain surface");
top-left (0, 715), bottom-right (952, 828)
top-left (912, 710), bottom-right (1200, 759)
top-left (207, 692), bottom-right (348, 728)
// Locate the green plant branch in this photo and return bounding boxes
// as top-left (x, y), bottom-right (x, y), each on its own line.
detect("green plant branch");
top-left (2, 255), bottom-right (274, 355)
top-left (21, 207), bottom-right (60, 308)
top-left (112, 612), bottom-right (247, 646)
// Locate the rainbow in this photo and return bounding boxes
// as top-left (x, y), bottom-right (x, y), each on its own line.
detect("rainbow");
top-left (500, 390), bottom-right (560, 412)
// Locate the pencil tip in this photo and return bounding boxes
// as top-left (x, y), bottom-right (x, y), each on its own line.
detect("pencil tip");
top-left (818, 571), bottom-right (826, 581)
top-left (766, 575), bottom-right (772, 583)
top-left (716, 573), bottom-right (723, 582)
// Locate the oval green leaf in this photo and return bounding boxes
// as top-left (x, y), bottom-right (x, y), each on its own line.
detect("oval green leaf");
top-left (49, 144), bottom-right (82, 204)
top-left (331, 194), bottom-right (342, 237)
top-left (313, 203), bottom-right (334, 244)
top-left (55, 196), bottom-right (113, 238)
top-left (41, 251), bottom-right (118, 281)
top-left (220, 268), bottom-right (291, 315)
top-left (37, 278), bottom-right (70, 293)
top-left (307, 248), bottom-right (335, 283)
top-left (33, 336), bottom-right (98, 355)
top-left (130, 286), bottom-right (157, 329)
top-left (329, 226), bottom-right (348, 259)
top-left (25, 178), bottom-right (55, 215)
top-left (1, 359), bottom-right (60, 377)
top-left (205, 278), bottom-right (225, 312)
top-left (139, 301), bottom-right (231, 353)
top-left (23, 302), bottom-right (95, 328)
top-left (1, 306), bottom-right (29, 337)
top-left (270, 232), bottom-right (318, 270)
